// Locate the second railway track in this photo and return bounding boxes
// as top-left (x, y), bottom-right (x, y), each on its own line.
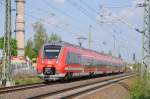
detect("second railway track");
top-left (0, 72), bottom-right (136, 99)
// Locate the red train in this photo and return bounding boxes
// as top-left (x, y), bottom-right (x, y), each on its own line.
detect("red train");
top-left (37, 41), bottom-right (125, 81)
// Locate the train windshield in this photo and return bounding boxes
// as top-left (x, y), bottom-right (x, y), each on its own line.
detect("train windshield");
top-left (44, 45), bottom-right (61, 59)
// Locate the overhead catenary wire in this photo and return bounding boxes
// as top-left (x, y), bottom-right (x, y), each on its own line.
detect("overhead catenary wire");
top-left (79, 0), bottom-right (98, 14)
top-left (67, 0), bottom-right (97, 25)
top-left (27, 0), bottom-right (85, 37)
top-left (26, 12), bottom-right (80, 38)
top-left (66, 0), bottom-right (112, 46)
top-left (79, 0), bottom-right (142, 35)
top-left (68, 1), bottom-right (127, 52)
top-left (27, 0), bottom-right (141, 54)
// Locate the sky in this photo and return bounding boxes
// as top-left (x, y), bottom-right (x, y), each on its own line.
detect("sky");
top-left (0, 0), bottom-right (144, 63)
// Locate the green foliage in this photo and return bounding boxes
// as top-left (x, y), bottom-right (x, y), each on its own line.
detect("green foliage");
top-left (11, 39), bottom-right (17, 56)
top-left (0, 37), bottom-right (17, 56)
top-left (48, 33), bottom-right (61, 42)
top-left (132, 63), bottom-right (141, 72)
top-left (25, 21), bottom-right (62, 59)
top-left (26, 21), bottom-right (48, 58)
top-left (0, 38), bottom-right (3, 49)
top-left (130, 75), bottom-right (150, 99)
top-left (33, 21), bottom-right (48, 51)
top-left (25, 38), bottom-right (37, 59)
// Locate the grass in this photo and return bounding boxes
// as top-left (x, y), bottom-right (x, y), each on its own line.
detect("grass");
top-left (129, 74), bottom-right (150, 99)
top-left (12, 74), bottom-right (43, 85)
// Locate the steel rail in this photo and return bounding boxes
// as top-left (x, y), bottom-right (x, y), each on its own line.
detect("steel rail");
top-left (0, 83), bottom-right (46, 94)
top-left (0, 72), bottom-right (136, 99)
top-left (30, 73), bottom-right (136, 99)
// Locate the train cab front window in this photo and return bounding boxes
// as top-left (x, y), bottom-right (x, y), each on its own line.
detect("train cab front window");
top-left (44, 46), bottom-right (61, 59)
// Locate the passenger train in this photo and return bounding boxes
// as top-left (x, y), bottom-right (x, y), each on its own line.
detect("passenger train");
top-left (37, 41), bottom-right (125, 81)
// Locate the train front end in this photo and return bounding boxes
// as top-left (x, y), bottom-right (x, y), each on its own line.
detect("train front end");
top-left (37, 42), bottom-right (65, 81)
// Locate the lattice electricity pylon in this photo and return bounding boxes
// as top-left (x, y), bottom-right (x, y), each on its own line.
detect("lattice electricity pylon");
top-left (142, 0), bottom-right (150, 76)
top-left (2, 0), bottom-right (12, 84)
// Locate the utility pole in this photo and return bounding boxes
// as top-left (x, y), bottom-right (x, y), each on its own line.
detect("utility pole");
top-left (2, 0), bottom-right (12, 86)
top-left (113, 35), bottom-right (116, 56)
top-left (77, 37), bottom-right (87, 47)
top-left (89, 25), bottom-right (92, 49)
top-left (141, 0), bottom-right (150, 77)
top-left (99, 4), bottom-right (150, 76)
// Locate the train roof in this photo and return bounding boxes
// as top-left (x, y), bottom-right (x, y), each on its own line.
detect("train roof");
top-left (44, 41), bottom-right (122, 60)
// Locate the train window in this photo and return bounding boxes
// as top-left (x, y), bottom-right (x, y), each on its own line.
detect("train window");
top-left (93, 60), bottom-right (96, 66)
top-left (81, 56), bottom-right (83, 65)
top-left (96, 60), bottom-right (99, 66)
top-left (106, 61), bottom-right (110, 66)
top-left (44, 49), bottom-right (60, 59)
top-left (81, 56), bottom-right (86, 65)
top-left (101, 61), bottom-right (104, 66)
top-left (68, 53), bottom-right (81, 64)
top-left (74, 53), bottom-right (78, 64)
top-left (112, 63), bottom-right (115, 67)
top-left (85, 58), bottom-right (92, 67)
top-left (85, 58), bottom-right (88, 66)
top-left (72, 53), bottom-right (75, 64)
top-left (44, 45), bottom-right (61, 59)
top-left (77, 54), bottom-right (81, 64)
top-left (66, 52), bottom-right (70, 64)
top-left (70, 53), bottom-right (73, 63)
top-left (68, 52), bottom-right (75, 64)
top-left (90, 59), bottom-right (94, 66)
top-left (86, 58), bottom-right (89, 66)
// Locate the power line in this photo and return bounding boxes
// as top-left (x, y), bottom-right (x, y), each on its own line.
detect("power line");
top-left (26, 0), bottom-right (87, 37)
top-left (41, 0), bottom-right (86, 35)
top-left (25, 0), bottom-right (141, 60)
top-left (67, 0), bottom-right (96, 24)
top-left (26, 10), bottom-right (84, 37)
top-left (68, 0), bottom-right (140, 55)
top-left (79, 0), bottom-right (98, 14)
top-left (67, 0), bottom-right (108, 48)
top-left (26, 13), bottom-right (79, 38)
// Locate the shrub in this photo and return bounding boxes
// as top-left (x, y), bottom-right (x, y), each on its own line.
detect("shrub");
top-left (130, 74), bottom-right (150, 99)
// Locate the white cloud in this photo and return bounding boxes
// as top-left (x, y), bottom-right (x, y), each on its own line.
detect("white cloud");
top-left (43, 14), bottom-right (61, 27)
top-left (119, 0), bottom-right (144, 18)
top-left (53, 0), bottom-right (65, 4)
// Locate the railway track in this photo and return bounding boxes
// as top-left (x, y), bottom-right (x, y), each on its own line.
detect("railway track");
top-left (31, 73), bottom-right (136, 99)
top-left (0, 83), bottom-right (45, 94)
top-left (0, 72), bottom-right (136, 99)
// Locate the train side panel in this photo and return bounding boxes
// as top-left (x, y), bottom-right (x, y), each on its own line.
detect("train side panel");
top-left (36, 42), bottom-right (125, 81)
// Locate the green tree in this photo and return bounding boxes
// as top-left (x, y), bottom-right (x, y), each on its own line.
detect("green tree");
top-left (33, 21), bottom-right (48, 53)
top-left (25, 38), bottom-right (37, 59)
top-left (48, 33), bottom-right (61, 42)
top-left (0, 37), bottom-right (3, 49)
top-left (0, 37), bottom-right (17, 56)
